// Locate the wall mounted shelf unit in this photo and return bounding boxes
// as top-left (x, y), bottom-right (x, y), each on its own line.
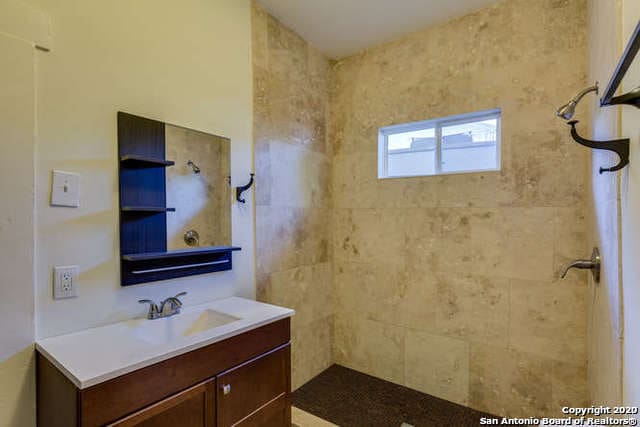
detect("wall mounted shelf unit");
top-left (118, 112), bottom-right (240, 286)
top-left (121, 246), bottom-right (241, 286)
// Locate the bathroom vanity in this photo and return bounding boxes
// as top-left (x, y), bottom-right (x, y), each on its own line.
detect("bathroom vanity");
top-left (36, 298), bottom-right (294, 427)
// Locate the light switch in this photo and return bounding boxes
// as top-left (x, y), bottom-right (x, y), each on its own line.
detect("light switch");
top-left (51, 170), bottom-right (80, 207)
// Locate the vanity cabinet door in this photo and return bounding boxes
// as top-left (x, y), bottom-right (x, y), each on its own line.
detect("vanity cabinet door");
top-left (216, 344), bottom-right (290, 427)
top-left (108, 379), bottom-right (215, 427)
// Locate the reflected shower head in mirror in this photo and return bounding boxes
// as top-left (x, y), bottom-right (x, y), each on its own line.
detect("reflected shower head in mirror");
top-left (187, 160), bottom-right (201, 174)
top-left (556, 82), bottom-right (599, 120)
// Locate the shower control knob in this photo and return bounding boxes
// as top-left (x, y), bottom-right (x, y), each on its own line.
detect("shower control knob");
top-left (560, 247), bottom-right (600, 283)
top-left (184, 229), bottom-right (200, 247)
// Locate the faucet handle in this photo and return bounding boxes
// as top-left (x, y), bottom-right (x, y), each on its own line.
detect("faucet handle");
top-left (560, 260), bottom-right (593, 278)
top-left (560, 247), bottom-right (601, 283)
top-left (138, 299), bottom-right (160, 319)
top-left (172, 292), bottom-right (187, 307)
top-left (158, 292), bottom-right (187, 316)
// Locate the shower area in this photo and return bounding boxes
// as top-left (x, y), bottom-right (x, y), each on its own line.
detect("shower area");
top-left (253, 0), bottom-right (593, 423)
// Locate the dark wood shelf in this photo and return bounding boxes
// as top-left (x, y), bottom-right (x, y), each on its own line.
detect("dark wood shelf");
top-left (121, 246), bottom-right (241, 285)
top-left (122, 246), bottom-right (241, 262)
top-left (606, 88), bottom-right (640, 108)
top-left (120, 155), bottom-right (175, 167)
top-left (121, 206), bottom-right (176, 212)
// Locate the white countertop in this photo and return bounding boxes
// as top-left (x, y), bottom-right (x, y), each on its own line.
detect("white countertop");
top-left (36, 297), bottom-right (295, 389)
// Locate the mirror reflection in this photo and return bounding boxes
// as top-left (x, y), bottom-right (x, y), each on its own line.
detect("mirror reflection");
top-left (165, 124), bottom-right (231, 250)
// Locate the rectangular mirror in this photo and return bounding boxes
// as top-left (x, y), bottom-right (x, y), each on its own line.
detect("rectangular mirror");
top-left (118, 112), bottom-right (239, 286)
top-left (165, 124), bottom-right (231, 250)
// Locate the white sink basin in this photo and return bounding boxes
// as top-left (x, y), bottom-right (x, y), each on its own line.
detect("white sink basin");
top-left (126, 309), bottom-right (241, 346)
top-left (36, 297), bottom-right (295, 388)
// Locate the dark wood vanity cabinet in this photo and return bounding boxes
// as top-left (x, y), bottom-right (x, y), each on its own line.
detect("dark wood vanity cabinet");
top-left (216, 345), bottom-right (290, 426)
top-left (37, 318), bottom-right (291, 427)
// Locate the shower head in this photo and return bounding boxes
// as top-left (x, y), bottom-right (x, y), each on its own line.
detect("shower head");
top-left (556, 83), bottom-right (599, 121)
top-left (187, 160), bottom-right (201, 174)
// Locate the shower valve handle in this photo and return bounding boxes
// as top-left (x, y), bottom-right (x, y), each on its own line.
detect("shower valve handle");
top-left (560, 247), bottom-right (600, 283)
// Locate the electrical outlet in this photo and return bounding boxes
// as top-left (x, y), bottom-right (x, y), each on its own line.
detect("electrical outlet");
top-left (53, 266), bottom-right (79, 299)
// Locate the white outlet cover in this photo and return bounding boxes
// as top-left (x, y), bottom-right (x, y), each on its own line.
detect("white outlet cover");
top-left (51, 170), bottom-right (80, 207)
top-left (53, 265), bottom-right (79, 299)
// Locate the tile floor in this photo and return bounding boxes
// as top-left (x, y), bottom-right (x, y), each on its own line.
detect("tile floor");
top-left (292, 407), bottom-right (339, 427)
top-left (292, 365), bottom-right (495, 426)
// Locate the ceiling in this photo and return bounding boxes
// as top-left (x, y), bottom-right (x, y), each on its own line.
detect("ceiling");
top-left (257, 0), bottom-right (500, 59)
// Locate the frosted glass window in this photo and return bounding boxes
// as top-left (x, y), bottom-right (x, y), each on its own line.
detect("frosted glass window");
top-left (378, 110), bottom-right (501, 178)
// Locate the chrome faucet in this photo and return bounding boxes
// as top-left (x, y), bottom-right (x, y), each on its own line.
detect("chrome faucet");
top-left (138, 292), bottom-right (187, 320)
top-left (560, 247), bottom-right (601, 283)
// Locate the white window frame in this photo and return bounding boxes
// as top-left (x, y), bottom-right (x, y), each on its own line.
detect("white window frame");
top-left (378, 108), bottom-right (502, 179)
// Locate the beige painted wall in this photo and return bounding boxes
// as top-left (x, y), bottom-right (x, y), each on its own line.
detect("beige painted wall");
top-left (587, 0), bottom-right (640, 414)
top-left (251, 3), bottom-right (334, 390)
top-left (330, 0), bottom-right (589, 417)
top-left (1, 1), bottom-right (253, 423)
top-left (0, 34), bottom-right (36, 427)
top-left (620, 0), bottom-right (640, 412)
top-left (0, 1), bottom-right (49, 424)
top-left (27, 0), bottom-right (254, 339)
top-left (587, 0), bottom-right (624, 408)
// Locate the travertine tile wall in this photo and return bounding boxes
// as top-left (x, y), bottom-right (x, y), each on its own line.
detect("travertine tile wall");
top-left (251, 4), bottom-right (334, 390)
top-left (330, 0), bottom-right (590, 417)
top-left (252, 0), bottom-right (591, 417)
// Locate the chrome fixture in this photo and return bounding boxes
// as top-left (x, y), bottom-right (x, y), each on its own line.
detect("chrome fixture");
top-left (138, 292), bottom-right (187, 319)
top-left (561, 247), bottom-right (601, 283)
top-left (187, 160), bottom-right (201, 174)
top-left (556, 82), bottom-right (599, 121)
top-left (184, 229), bottom-right (200, 247)
top-left (556, 81), bottom-right (629, 174)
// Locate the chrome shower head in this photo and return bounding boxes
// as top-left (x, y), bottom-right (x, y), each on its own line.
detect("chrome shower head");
top-left (556, 83), bottom-right (599, 120)
top-left (187, 160), bottom-right (201, 174)
top-left (556, 101), bottom-right (579, 121)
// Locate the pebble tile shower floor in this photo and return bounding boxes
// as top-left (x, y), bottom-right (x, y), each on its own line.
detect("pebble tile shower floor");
top-left (292, 365), bottom-right (496, 427)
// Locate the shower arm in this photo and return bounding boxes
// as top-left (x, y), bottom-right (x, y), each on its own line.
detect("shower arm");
top-left (570, 84), bottom-right (599, 105)
top-left (556, 83), bottom-right (599, 120)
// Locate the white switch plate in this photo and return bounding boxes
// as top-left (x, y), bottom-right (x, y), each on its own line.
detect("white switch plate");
top-left (51, 170), bottom-right (80, 207)
top-left (53, 266), bottom-right (79, 299)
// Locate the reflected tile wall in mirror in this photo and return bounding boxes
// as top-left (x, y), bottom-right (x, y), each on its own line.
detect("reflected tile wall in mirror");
top-left (165, 124), bottom-right (231, 250)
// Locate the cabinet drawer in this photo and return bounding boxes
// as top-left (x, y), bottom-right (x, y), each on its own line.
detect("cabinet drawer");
top-left (108, 379), bottom-right (215, 427)
top-left (216, 344), bottom-right (290, 427)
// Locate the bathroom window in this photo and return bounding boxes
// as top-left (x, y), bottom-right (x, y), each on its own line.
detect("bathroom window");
top-left (378, 109), bottom-right (501, 178)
